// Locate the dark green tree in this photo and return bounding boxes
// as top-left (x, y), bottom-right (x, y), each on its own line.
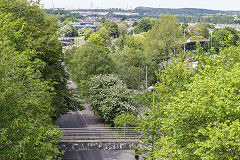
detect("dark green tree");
top-left (0, 0), bottom-right (82, 119)
top-left (133, 17), bottom-right (157, 34)
top-left (103, 20), bottom-right (119, 37)
top-left (112, 47), bottom-right (155, 90)
top-left (68, 42), bottom-right (114, 95)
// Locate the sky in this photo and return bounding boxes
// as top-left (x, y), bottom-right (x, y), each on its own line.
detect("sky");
top-left (40, 0), bottom-right (240, 10)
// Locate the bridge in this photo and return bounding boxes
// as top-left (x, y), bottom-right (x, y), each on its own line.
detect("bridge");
top-left (60, 127), bottom-right (140, 151)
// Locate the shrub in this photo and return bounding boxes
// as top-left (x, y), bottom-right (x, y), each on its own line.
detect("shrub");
top-left (87, 74), bottom-right (137, 124)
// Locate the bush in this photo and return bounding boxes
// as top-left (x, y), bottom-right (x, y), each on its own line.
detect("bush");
top-left (114, 113), bottom-right (139, 127)
top-left (87, 74), bottom-right (137, 124)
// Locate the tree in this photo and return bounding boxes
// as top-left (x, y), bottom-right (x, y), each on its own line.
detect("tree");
top-left (96, 27), bottom-right (110, 41)
top-left (144, 14), bottom-right (183, 64)
top-left (103, 20), bottom-right (119, 37)
top-left (136, 58), bottom-right (194, 159)
top-left (0, 12), bottom-right (62, 159)
top-left (189, 24), bottom-right (211, 39)
top-left (114, 113), bottom-right (140, 127)
top-left (0, 0), bottom-right (82, 119)
top-left (84, 28), bottom-right (94, 40)
top-left (133, 17), bottom-right (157, 34)
top-left (61, 23), bottom-right (79, 37)
top-left (112, 47), bottom-right (155, 90)
top-left (118, 22), bottom-right (129, 35)
top-left (68, 43), bottom-right (114, 95)
top-left (87, 74), bottom-right (137, 124)
top-left (138, 39), bottom-right (240, 159)
top-left (0, 1), bottom-right (83, 159)
top-left (212, 27), bottom-right (239, 51)
top-left (112, 33), bottom-right (145, 51)
top-left (78, 27), bottom-right (87, 36)
top-left (87, 33), bottom-right (105, 46)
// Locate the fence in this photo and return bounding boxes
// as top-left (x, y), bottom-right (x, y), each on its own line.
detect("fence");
top-left (61, 127), bottom-right (140, 140)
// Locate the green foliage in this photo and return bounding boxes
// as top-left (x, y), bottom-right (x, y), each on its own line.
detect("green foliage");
top-left (144, 14), bottom-right (183, 63)
top-left (103, 20), bottom-right (119, 37)
top-left (135, 58), bottom-right (195, 158)
top-left (96, 27), bottom-right (110, 40)
top-left (118, 22), bottom-right (129, 35)
top-left (61, 23), bottom-right (79, 37)
top-left (68, 43), bottom-right (114, 95)
top-left (0, 1), bottom-right (83, 159)
top-left (194, 120), bottom-right (240, 159)
top-left (87, 74), bottom-right (137, 124)
top-left (59, 12), bottom-right (84, 22)
top-left (138, 40), bottom-right (240, 159)
top-left (87, 33), bottom-right (105, 46)
top-left (78, 27), bottom-right (87, 36)
top-left (190, 36), bottom-right (205, 39)
top-left (112, 47), bottom-right (155, 90)
top-left (114, 113), bottom-right (139, 127)
top-left (213, 27), bottom-right (239, 51)
top-left (0, 10), bottom-right (63, 159)
top-left (112, 33), bottom-right (145, 51)
top-left (133, 17), bottom-right (157, 34)
top-left (189, 24), bottom-right (211, 39)
top-left (84, 28), bottom-right (94, 40)
top-left (1, 0), bottom-right (82, 118)
top-left (63, 17), bottom-right (79, 23)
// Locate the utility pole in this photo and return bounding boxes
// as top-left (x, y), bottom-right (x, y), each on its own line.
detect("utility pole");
top-left (91, 2), bottom-right (94, 9)
top-left (145, 67), bottom-right (148, 90)
top-left (184, 29), bottom-right (186, 54)
top-left (174, 30), bottom-right (176, 57)
top-left (209, 29), bottom-right (214, 49)
top-left (52, 0), bottom-right (55, 10)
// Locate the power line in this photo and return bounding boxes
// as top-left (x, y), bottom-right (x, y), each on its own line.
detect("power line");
top-left (91, 2), bottom-right (94, 9)
top-left (52, 0), bottom-right (55, 9)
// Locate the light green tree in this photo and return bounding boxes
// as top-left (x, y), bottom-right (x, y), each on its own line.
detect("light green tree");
top-left (138, 38), bottom-right (240, 159)
top-left (61, 23), bottom-right (79, 37)
top-left (84, 28), bottom-right (94, 40)
top-left (144, 14), bottom-right (183, 64)
top-left (87, 74), bottom-right (137, 124)
top-left (0, 12), bottom-right (62, 160)
top-left (96, 27), bottom-right (110, 41)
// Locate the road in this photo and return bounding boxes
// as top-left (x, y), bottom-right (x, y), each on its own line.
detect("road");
top-left (56, 80), bottom-right (134, 160)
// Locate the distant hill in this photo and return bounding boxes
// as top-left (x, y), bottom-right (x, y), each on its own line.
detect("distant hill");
top-left (134, 7), bottom-right (240, 16)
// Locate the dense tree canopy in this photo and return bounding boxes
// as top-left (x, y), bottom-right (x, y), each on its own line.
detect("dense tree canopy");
top-left (112, 47), bottom-right (156, 90)
top-left (0, 8), bottom-right (62, 160)
top-left (0, 0), bottom-right (83, 159)
top-left (66, 42), bottom-right (114, 95)
top-left (213, 27), bottom-right (240, 51)
top-left (133, 17), bottom-right (157, 34)
top-left (61, 23), bottom-right (79, 37)
top-left (102, 20), bottom-right (119, 37)
top-left (137, 37), bottom-right (240, 159)
top-left (144, 15), bottom-right (183, 64)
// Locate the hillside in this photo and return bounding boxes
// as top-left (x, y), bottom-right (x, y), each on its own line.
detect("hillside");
top-left (134, 7), bottom-right (240, 16)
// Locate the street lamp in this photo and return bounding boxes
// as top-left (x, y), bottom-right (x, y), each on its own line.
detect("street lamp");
top-left (209, 29), bottom-right (214, 49)
top-left (148, 86), bottom-right (154, 109)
